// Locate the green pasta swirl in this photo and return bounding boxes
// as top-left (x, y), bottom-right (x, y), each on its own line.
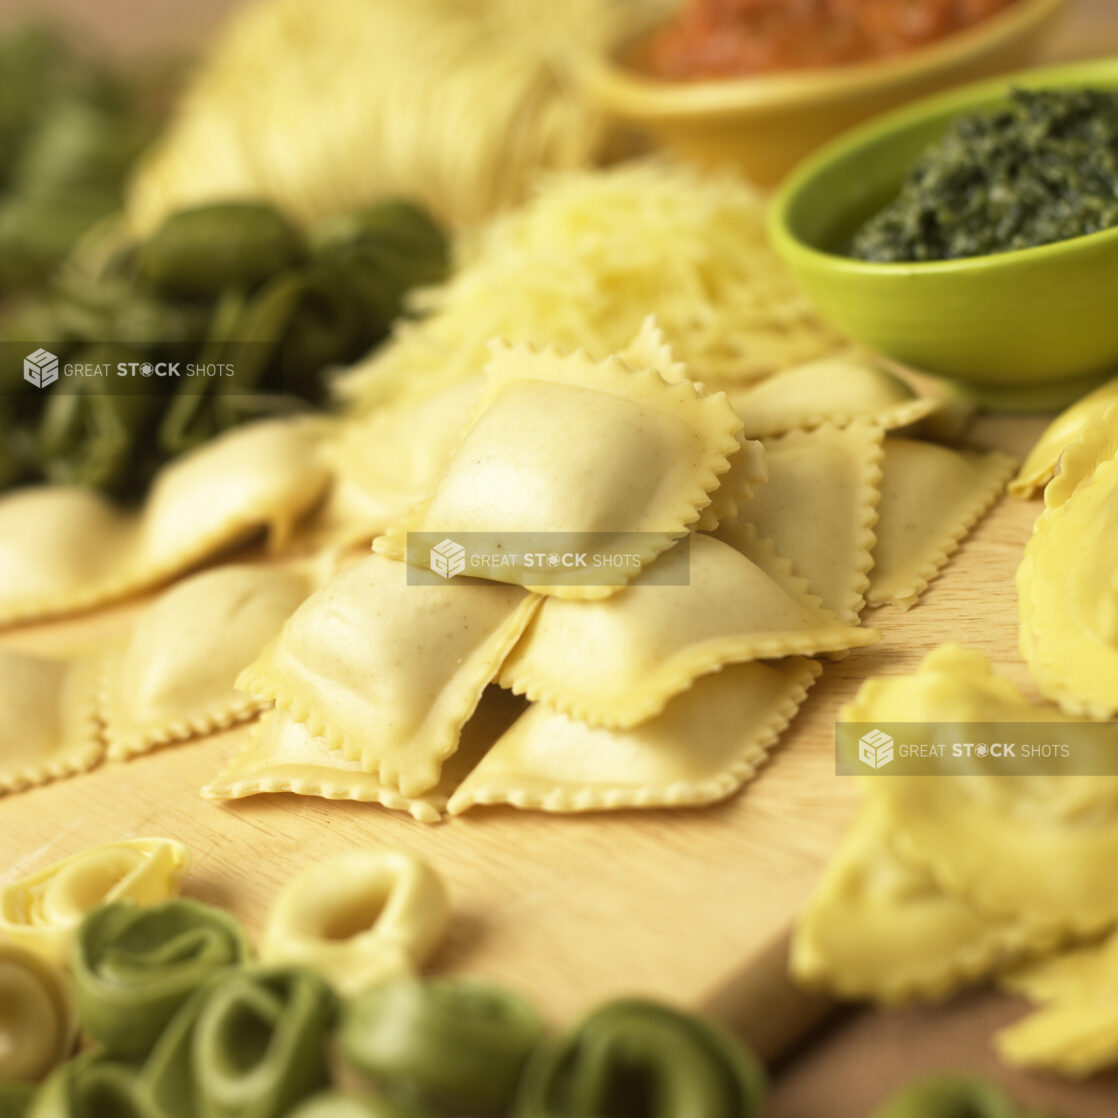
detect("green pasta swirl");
top-left (72, 898), bottom-right (248, 1059)
top-left (0, 1084), bottom-right (35, 1118)
top-left (340, 977), bottom-right (545, 1117)
top-left (140, 966), bottom-right (336, 1118)
top-left (25, 1053), bottom-right (160, 1118)
top-left (287, 1091), bottom-right (433, 1118)
top-left (514, 999), bottom-right (765, 1118)
top-left (869, 1074), bottom-right (1047, 1118)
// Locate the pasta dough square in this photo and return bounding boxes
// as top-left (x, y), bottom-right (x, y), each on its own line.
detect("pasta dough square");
top-left (102, 564), bottom-right (312, 761)
top-left (449, 657), bottom-right (821, 814)
top-left (500, 533), bottom-right (875, 729)
top-left (0, 650), bottom-right (103, 797)
top-left (868, 438), bottom-right (1016, 609)
top-left (203, 688), bottom-right (526, 822)
top-left (375, 340), bottom-right (743, 598)
top-left (0, 419), bottom-right (329, 628)
top-left (722, 422), bottom-right (882, 625)
top-left (236, 554), bottom-right (541, 796)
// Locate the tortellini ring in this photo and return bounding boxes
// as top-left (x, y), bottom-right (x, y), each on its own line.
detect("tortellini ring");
top-left (260, 849), bottom-right (449, 996)
top-left (0, 942), bottom-right (77, 1083)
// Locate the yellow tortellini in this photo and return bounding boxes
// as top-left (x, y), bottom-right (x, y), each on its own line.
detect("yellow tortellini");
top-left (0, 419), bottom-right (328, 628)
top-left (259, 849), bottom-right (449, 995)
top-left (0, 838), bottom-right (189, 965)
top-left (1018, 406), bottom-right (1118, 719)
top-left (237, 553), bottom-right (540, 797)
top-left (0, 942), bottom-right (77, 1083)
top-left (100, 563), bottom-right (312, 760)
top-left (375, 339), bottom-right (743, 597)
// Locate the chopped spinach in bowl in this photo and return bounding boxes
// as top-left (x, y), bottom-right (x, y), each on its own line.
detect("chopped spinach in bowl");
top-left (850, 88), bottom-right (1118, 263)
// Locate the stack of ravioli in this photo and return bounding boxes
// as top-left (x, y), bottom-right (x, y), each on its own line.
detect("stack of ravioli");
top-left (202, 322), bottom-right (1015, 821)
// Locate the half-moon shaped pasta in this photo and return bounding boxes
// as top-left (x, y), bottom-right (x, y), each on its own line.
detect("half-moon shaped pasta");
top-left (0, 838), bottom-right (189, 966)
top-left (237, 554), bottom-right (540, 796)
top-left (101, 564), bottom-right (311, 761)
top-left (0, 942), bottom-right (77, 1083)
top-left (1018, 407), bottom-right (1118, 719)
top-left (203, 688), bottom-right (526, 821)
top-left (500, 534), bottom-right (874, 729)
top-left (0, 419), bottom-right (329, 628)
top-left (792, 802), bottom-right (1034, 1004)
top-left (375, 340), bottom-right (743, 598)
top-left (448, 657), bottom-right (821, 814)
top-left (260, 849), bottom-right (448, 995)
top-left (723, 422), bottom-right (882, 625)
top-left (846, 646), bottom-right (1118, 936)
top-left (1010, 375), bottom-right (1118, 498)
top-left (868, 438), bottom-right (1015, 610)
top-left (0, 651), bottom-right (102, 797)
top-left (717, 354), bottom-right (940, 440)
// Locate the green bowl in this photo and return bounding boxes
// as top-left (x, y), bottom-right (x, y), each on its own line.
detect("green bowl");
top-left (769, 57), bottom-right (1118, 411)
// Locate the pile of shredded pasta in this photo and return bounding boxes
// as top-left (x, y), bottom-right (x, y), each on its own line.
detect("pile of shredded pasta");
top-left (128, 0), bottom-right (628, 234)
top-left (334, 161), bottom-right (844, 412)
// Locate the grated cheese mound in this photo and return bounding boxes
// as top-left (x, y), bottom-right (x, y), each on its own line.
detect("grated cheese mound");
top-left (334, 161), bottom-right (843, 411)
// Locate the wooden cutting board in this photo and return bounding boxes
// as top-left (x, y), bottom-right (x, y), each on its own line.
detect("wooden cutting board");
top-left (0, 412), bottom-right (1049, 1023)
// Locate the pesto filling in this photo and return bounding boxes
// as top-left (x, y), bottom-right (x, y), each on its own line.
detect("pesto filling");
top-left (850, 88), bottom-right (1118, 263)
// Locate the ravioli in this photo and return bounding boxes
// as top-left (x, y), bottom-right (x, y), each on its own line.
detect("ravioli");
top-left (0, 419), bottom-right (329, 628)
top-left (1018, 407), bottom-right (1118, 718)
top-left (375, 340), bottom-right (743, 598)
top-left (868, 438), bottom-right (1015, 609)
top-left (101, 564), bottom-right (311, 761)
top-left (203, 689), bottom-right (526, 822)
top-left (259, 849), bottom-right (449, 995)
top-left (448, 657), bottom-right (821, 814)
top-left (500, 534), bottom-right (874, 729)
top-left (0, 651), bottom-right (103, 796)
top-left (316, 377), bottom-right (484, 545)
top-left (1010, 375), bottom-right (1118, 498)
top-left (846, 646), bottom-right (1118, 936)
top-left (0, 942), bottom-right (77, 1083)
top-left (237, 554), bottom-right (540, 796)
top-left (0, 838), bottom-right (189, 966)
top-left (792, 802), bottom-right (1032, 1004)
top-left (724, 422), bottom-right (882, 624)
top-left (618, 317), bottom-right (765, 533)
top-left (719, 354), bottom-right (939, 439)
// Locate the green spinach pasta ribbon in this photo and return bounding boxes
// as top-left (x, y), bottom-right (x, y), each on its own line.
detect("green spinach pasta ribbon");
top-left (0, 1084), bottom-right (35, 1118)
top-left (25, 1053), bottom-right (159, 1118)
top-left (340, 977), bottom-right (545, 1116)
top-left (140, 966), bottom-right (336, 1118)
top-left (72, 897), bottom-right (248, 1059)
top-left (288, 1091), bottom-right (433, 1118)
top-left (869, 1075), bottom-right (1046, 1118)
top-left (514, 999), bottom-right (765, 1118)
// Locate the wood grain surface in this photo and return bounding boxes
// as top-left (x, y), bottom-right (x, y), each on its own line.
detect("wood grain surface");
top-left (0, 414), bottom-right (1048, 1023)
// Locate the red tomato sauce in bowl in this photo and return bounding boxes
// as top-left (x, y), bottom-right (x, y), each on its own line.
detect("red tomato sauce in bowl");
top-left (633, 0), bottom-right (1021, 81)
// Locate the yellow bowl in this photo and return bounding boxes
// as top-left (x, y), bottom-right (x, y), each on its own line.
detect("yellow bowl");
top-left (582, 0), bottom-right (1069, 186)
